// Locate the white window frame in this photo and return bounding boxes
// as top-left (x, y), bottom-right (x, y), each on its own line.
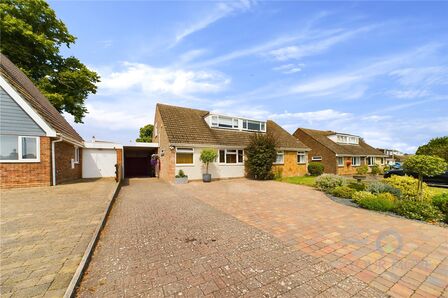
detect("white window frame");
top-left (367, 156), bottom-right (375, 166)
top-left (219, 149), bottom-right (244, 165)
top-left (0, 135), bottom-right (40, 163)
top-left (175, 147), bottom-right (194, 166)
top-left (274, 151), bottom-right (284, 165)
top-left (352, 156), bottom-right (361, 166)
top-left (311, 156), bottom-right (322, 161)
top-left (242, 119), bottom-right (267, 132)
top-left (297, 152), bottom-right (307, 164)
top-left (337, 157), bottom-right (344, 167)
top-left (74, 146), bottom-right (80, 164)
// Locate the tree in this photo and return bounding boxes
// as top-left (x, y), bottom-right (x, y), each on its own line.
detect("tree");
top-left (200, 149), bottom-right (218, 175)
top-left (416, 136), bottom-right (448, 162)
top-left (136, 124), bottom-right (154, 142)
top-left (403, 155), bottom-right (447, 200)
top-left (0, 0), bottom-right (100, 122)
top-left (245, 133), bottom-right (278, 180)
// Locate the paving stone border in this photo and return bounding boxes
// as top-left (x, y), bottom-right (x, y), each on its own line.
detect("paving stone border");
top-left (63, 181), bottom-right (122, 298)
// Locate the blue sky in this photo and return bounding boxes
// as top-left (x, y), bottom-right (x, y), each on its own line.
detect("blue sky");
top-left (50, 1), bottom-right (448, 153)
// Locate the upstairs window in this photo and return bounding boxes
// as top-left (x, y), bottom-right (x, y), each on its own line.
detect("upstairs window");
top-left (336, 134), bottom-right (359, 144)
top-left (176, 148), bottom-right (194, 165)
top-left (0, 135), bottom-right (39, 162)
top-left (242, 119), bottom-right (266, 132)
top-left (211, 115), bottom-right (238, 129)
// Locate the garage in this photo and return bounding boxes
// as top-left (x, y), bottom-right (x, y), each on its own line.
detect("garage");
top-left (123, 143), bottom-right (159, 178)
top-left (82, 141), bottom-right (122, 178)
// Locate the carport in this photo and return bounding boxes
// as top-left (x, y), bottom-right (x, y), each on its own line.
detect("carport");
top-left (123, 143), bottom-right (159, 178)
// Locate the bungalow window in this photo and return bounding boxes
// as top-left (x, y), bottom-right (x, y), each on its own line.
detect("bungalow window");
top-left (74, 147), bottom-right (80, 164)
top-left (297, 152), bottom-right (307, 164)
top-left (0, 135), bottom-right (39, 162)
top-left (311, 156), bottom-right (322, 161)
top-left (274, 151), bottom-right (284, 164)
top-left (219, 149), bottom-right (243, 164)
top-left (176, 148), bottom-right (194, 165)
top-left (337, 157), bottom-right (344, 167)
top-left (367, 156), bottom-right (375, 166)
top-left (352, 156), bottom-right (361, 166)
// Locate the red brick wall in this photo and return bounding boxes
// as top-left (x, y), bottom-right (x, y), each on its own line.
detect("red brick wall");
top-left (293, 129), bottom-right (337, 174)
top-left (0, 136), bottom-right (51, 188)
top-left (153, 108), bottom-right (175, 182)
top-left (55, 141), bottom-right (82, 184)
top-left (116, 148), bottom-right (123, 180)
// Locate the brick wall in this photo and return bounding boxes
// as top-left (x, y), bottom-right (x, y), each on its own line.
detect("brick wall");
top-left (294, 129), bottom-right (337, 174)
top-left (55, 141), bottom-right (82, 184)
top-left (153, 108), bottom-right (175, 182)
top-left (0, 136), bottom-right (51, 188)
top-left (337, 157), bottom-right (358, 175)
top-left (273, 151), bottom-right (307, 177)
top-left (116, 148), bottom-right (123, 180)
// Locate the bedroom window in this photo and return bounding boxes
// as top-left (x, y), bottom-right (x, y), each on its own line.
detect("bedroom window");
top-left (274, 151), bottom-right (284, 164)
top-left (219, 149), bottom-right (243, 164)
top-left (352, 156), bottom-right (361, 166)
top-left (0, 135), bottom-right (40, 162)
top-left (176, 148), bottom-right (194, 165)
top-left (297, 152), bottom-right (307, 164)
top-left (337, 157), bottom-right (344, 167)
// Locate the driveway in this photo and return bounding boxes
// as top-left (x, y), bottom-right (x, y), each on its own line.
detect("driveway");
top-left (180, 179), bottom-right (448, 298)
top-left (0, 178), bottom-right (117, 297)
top-left (77, 178), bottom-right (385, 297)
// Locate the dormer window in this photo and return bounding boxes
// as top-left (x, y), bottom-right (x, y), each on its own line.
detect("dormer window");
top-left (207, 114), bottom-right (266, 132)
top-left (243, 120), bottom-right (266, 132)
top-left (336, 134), bottom-right (359, 144)
top-left (210, 115), bottom-right (239, 129)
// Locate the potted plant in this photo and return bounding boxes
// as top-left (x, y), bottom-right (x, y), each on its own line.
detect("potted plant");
top-left (200, 149), bottom-right (218, 182)
top-left (175, 170), bottom-right (188, 184)
top-left (346, 160), bottom-right (352, 167)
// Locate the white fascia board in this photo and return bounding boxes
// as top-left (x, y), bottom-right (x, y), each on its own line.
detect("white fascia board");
top-left (0, 75), bottom-right (56, 137)
top-left (123, 142), bottom-right (159, 148)
top-left (84, 142), bottom-right (123, 149)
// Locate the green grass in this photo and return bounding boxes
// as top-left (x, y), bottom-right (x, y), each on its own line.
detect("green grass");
top-left (278, 176), bottom-right (317, 187)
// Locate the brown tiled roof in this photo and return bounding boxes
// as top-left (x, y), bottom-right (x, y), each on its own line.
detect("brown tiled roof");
top-left (0, 53), bottom-right (83, 142)
top-left (157, 103), bottom-right (308, 150)
top-left (295, 128), bottom-right (384, 156)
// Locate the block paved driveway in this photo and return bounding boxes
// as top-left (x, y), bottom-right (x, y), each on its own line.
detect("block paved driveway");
top-left (180, 179), bottom-right (448, 298)
top-left (1, 178), bottom-right (117, 298)
top-left (78, 178), bottom-right (388, 297)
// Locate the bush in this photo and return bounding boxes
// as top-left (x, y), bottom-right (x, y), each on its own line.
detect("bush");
top-left (352, 191), bottom-right (377, 203)
top-left (331, 186), bottom-right (356, 199)
top-left (432, 193), bottom-right (448, 223)
top-left (355, 192), bottom-right (396, 212)
top-left (367, 181), bottom-right (401, 198)
top-left (383, 175), bottom-right (430, 201)
top-left (356, 164), bottom-right (369, 175)
top-left (395, 200), bottom-right (444, 222)
top-left (371, 165), bottom-right (380, 175)
top-left (176, 169), bottom-right (187, 178)
top-left (348, 182), bottom-right (366, 191)
top-left (245, 133), bottom-right (277, 180)
top-left (315, 174), bottom-right (346, 192)
top-left (308, 162), bottom-right (324, 176)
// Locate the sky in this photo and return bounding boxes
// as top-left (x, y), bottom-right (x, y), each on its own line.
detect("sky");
top-left (50, 0), bottom-right (448, 153)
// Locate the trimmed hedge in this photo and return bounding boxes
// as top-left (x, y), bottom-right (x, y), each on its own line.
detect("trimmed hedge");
top-left (331, 186), bottom-right (356, 199)
top-left (308, 162), bottom-right (324, 176)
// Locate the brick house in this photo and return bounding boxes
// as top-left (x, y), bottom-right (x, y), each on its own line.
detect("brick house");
top-left (0, 54), bottom-right (83, 188)
top-left (293, 128), bottom-right (386, 175)
top-left (153, 103), bottom-right (310, 182)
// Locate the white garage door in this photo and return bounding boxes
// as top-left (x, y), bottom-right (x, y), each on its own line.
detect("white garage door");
top-left (82, 149), bottom-right (117, 178)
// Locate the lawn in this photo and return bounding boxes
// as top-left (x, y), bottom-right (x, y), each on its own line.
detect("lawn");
top-left (278, 176), bottom-right (317, 187)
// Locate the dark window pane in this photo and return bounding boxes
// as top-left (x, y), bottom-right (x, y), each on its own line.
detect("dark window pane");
top-left (219, 150), bottom-right (225, 163)
top-left (247, 121), bottom-right (260, 131)
top-left (226, 153), bottom-right (237, 163)
top-left (238, 150), bottom-right (243, 163)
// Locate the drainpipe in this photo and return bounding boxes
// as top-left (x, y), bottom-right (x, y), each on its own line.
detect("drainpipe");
top-left (51, 137), bottom-right (63, 186)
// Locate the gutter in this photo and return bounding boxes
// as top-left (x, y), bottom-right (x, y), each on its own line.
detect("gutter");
top-left (51, 137), bottom-right (63, 186)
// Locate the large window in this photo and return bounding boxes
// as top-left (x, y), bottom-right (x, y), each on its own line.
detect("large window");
top-left (297, 152), bottom-right (307, 164)
top-left (336, 134), bottom-right (359, 144)
top-left (352, 156), bottom-right (361, 166)
top-left (211, 115), bottom-right (239, 129)
top-left (0, 135), bottom-right (39, 162)
top-left (367, 156), bottom-right (376, 166)
top-left (219, 149), bottom-right (243, 164)
top-left (176, 148), bottom-right (194, 165)
top-left (274, 151), bottom-right (284, 164)
top-left (337, 157), bottom-right (344, 167)
top-left (242, 119), bottom-right (266, 132)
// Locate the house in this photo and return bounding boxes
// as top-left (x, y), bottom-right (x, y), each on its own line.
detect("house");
top-left (376, 148), bottom-right (405, 165)
top-left (0, 54), bottom-right (83, 188)
top-left (293, 128), bottom-right (386, 175)
top-left (152, 103), bottom-right (310, 181)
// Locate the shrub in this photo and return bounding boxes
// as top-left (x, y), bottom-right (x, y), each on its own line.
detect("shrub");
top-left (383, 175), bottom-right (430, 201)
top-left (308, 162), bottom-right (324, 176)
top-left (331, 186), bottom-right (356, 199)
top-left (366, 181), bottom-right (401, 198)
top-left (356, 164), bottom-right (369, 175)
top-left (395, 200), bottom-right (444, 222)
top-left (355, 192), bottom-right (396, 212)
top-left (273, 167), bottom-right (283, 180)
top-left (245, 133), bottom-right (277, 180)
top-left (176, 169), bottom-right (187, 178)
top-left (348, 182), bottom-right (366, 191)
top-left (315, 174), bottom-right (346, 192)
top-left (371, 165), bottom-right (380, 175)
top-left (352, 191), bottom-right (377, 203)
top-left (432, 193), bottom-right (448, 223)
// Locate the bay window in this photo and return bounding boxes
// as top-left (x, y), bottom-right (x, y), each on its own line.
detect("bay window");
top-left (0, 135), bottom-right (39, 162)
top-left (219, 149), bottom-right (243, 164)
top-left (176, 148), bottom-right (194, 165)
top-left (297, 152), bottom-right (307, 164)
top-left (274, 151), bottom-right (284, 164)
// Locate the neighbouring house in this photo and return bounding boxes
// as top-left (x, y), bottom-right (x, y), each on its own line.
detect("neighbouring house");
top-left (376, 148), bottom-right (405, 165)
top-left (293, 128), bottom-right (386, 175)
top-left (153, 103), bottom-right (310, 182)
top-left (0, 54), bottom-right (84, 188)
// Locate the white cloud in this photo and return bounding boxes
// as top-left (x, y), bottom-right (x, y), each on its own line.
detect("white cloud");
top-left (389, 66), bottom-right (448, 86)
top-left (290, 75), bottom-right (360, 95)
top-left (270, 109), bottom-right (351, 122)
top-left (273, 63), bottom-right (304, 74)
top-left (388, 89), bottom-right (429, 99)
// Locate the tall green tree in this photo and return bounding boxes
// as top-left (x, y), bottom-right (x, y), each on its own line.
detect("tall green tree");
top-left (0, 0), bottom-right (99, 122)
top-left (416, 136), bottom-right (448, 162)
top-left (136, 124), bottom-right (154, 142)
